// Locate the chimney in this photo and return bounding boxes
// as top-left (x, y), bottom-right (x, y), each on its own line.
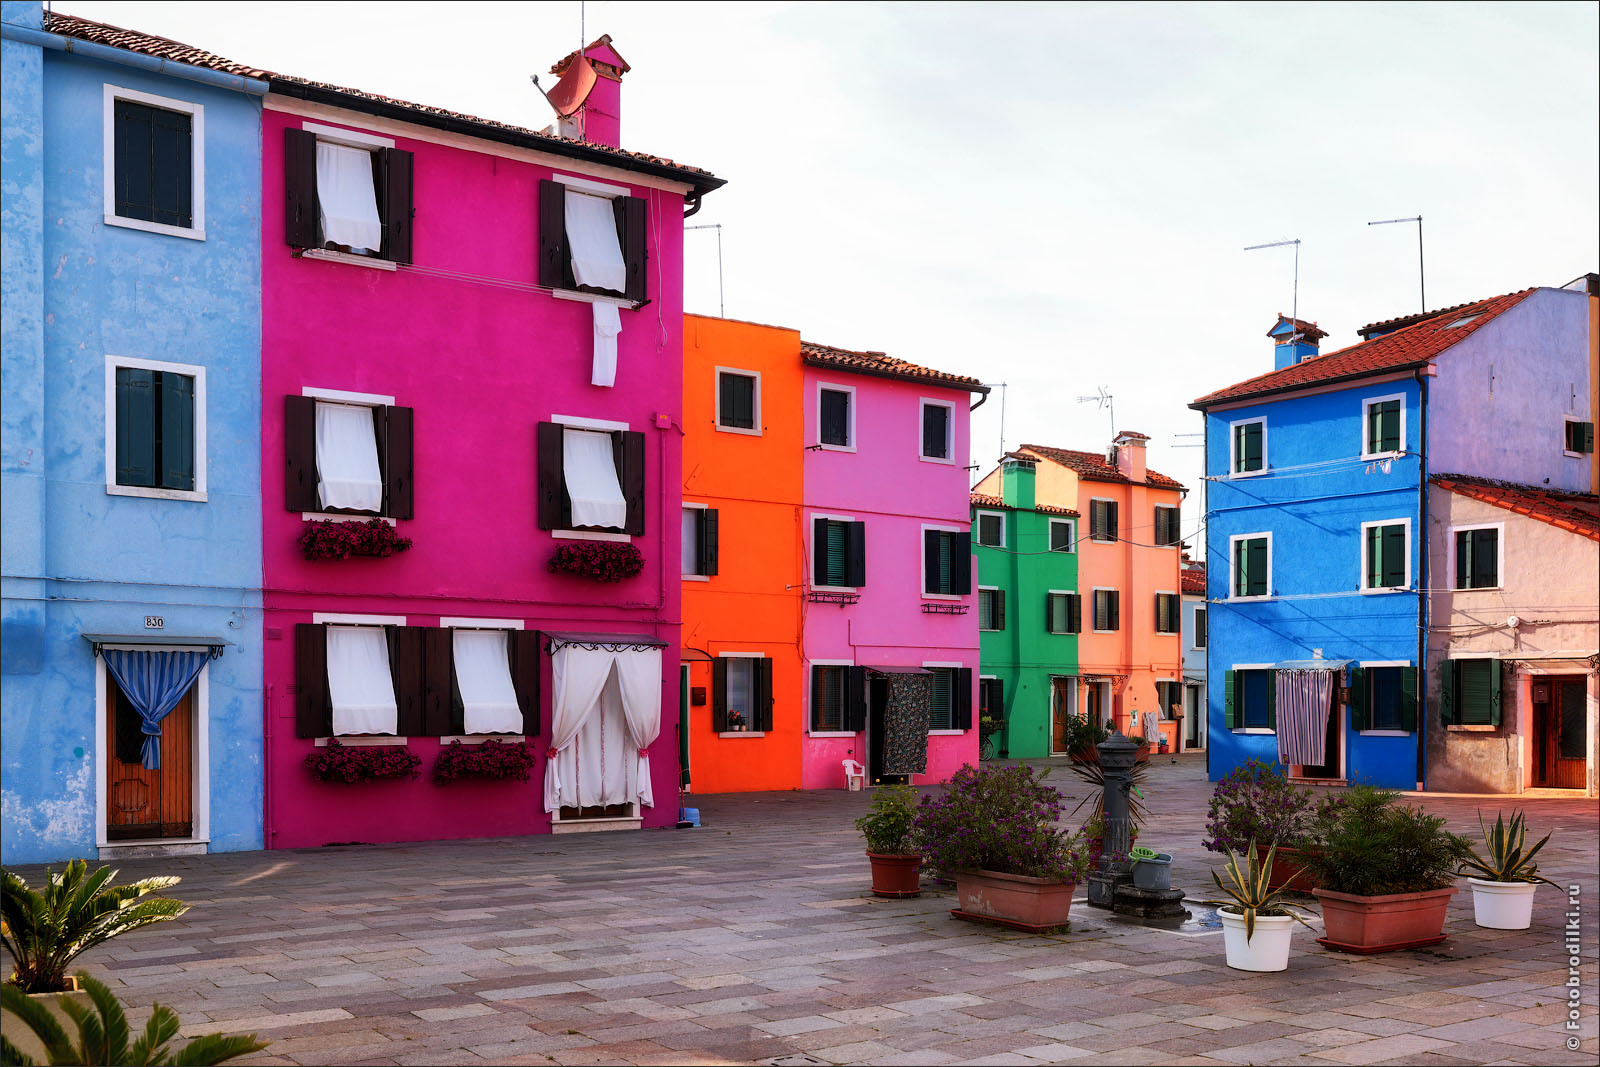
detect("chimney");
top-left (549, 35), bottom-right (629, 149)
top-left (1001, 453), bottom-right (1036, 510)
top-left (1268, 313), bottom-right (1328, 371)
top-left (1111, 431), bottom-right (1148, 483)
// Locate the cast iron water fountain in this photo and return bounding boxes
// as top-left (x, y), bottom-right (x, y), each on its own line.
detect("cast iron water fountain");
top-left (1085, 730), bottom-right (1189, 922)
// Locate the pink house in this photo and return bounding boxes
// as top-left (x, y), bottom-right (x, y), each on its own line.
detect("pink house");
top-left (258, 38), bottom-right (723, 847)
top-left (799, 343), bottom-right (989, 788)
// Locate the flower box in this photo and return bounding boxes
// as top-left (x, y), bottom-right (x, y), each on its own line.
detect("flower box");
top-left (433, 739), bottom-right (537, 786)
top-left (298, 518), bottom-right (413, 561)
top-left (304, 739), bottom-right (421, 783)
top-left (952, 869), bottom-right (1076, 932)
top-left (1312, 886), bottom-right (1457, 953)
top-left (547, 541), bottom-right (644, 583)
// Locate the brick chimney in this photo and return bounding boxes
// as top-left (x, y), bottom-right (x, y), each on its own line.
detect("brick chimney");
top-left (1269, 314), bottom-right (1328, 371)
top-left (550, 35), bottom-right (629, 149)
top-left (1112, 431), bottom-right (1148, 483)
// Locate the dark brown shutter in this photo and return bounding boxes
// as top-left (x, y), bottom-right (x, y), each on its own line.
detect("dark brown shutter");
top-left (619, 195), bottom-right (648, 302)
top-left (995, 589), bottom-right (1006, 630)
top-left (294, 623), bottom-right (331, 738)
top-left (951, 532), bottom-right (972, 595)
top-left (380, 147), bottom-right (413, 264)
top-left (619, 430), bottom-right (646, 535)
top-left (370, 404), bottom-right (389, 513)
top-left (846, 666), bottom-right (868, 732)
top-left (389, 626), bottom-right (426, 736)
top-left (711, 657), bottom-right (729, 732)
top-left (846, 521), bottom-right (867, 586)
top-left (1067, 593), bottom-right (1082, 634)
top-left (537, 179), bottom-right (568, 289)
top-left (953, 668), bottom-right (973, 730)
top-left (812, 518), bottom-right (829, 585)
top-left (383, 405), bottom-right (415, 520)
top-left (284, 395), bottom-right (319, 512)
top-left (699, 508), bottom-right (719, 576)
top-left (1109, 590), bottom-right (1120, 631)
top-left (422, 627), bottom-right (452, 735)
top-left (284, 127), bottom-right (318, 248)
top-left (755, 658), bottom-right (774, 732)
top-left (537, 421), bottom-right (565, 530)
top-left (510, 629), bottom-right (540, 735)
top-left (923, 529), bottom-right (941, 594)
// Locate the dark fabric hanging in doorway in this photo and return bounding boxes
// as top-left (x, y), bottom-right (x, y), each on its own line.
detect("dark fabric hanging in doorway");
top-left (882, 674), bottom-right (932, 775)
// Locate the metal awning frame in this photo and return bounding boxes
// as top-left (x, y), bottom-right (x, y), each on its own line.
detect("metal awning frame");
top-left (81, 633), bottom-right (229, 659)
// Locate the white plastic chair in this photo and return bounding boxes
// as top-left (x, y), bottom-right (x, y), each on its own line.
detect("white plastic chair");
top-left (842, 759), bottom-right (866, 791)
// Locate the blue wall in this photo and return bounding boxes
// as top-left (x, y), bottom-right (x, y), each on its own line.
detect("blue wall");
top-left (1, 11), bottom-right (264, 863)
top-left (1203, 378), bottom-right (1424, 790)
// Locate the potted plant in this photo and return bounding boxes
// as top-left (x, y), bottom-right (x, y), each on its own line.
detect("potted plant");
top-left (547, 541), bottom-right (645, 583)
top-left (303, 739), bottom-right (422, 783)
top-left (727, 710), bottom-right (746, 732)
top-left (913, 764), bottom-right (1091, 932)
top-left (1, 972), bottom-right (265, 1065)
top-left (1306, 786), bottom-right (1470, 953)
top-left (432, 739), bottom-right (538, 786)
top-left (1060, 716), bottom-right (1109, 762)
top-left (1206, 840), bottom-right (1316, 972)
top-left (1203, 760), bottom-right (1340, 892)
top-left (1458, 810), bottom-right (1558, 930)
top-left (1126, 734), bottom-right (1151, 763)
top-left (855, 784), bottom-right (923, 898)
top-left (297, 517), bottom-right (413, 561)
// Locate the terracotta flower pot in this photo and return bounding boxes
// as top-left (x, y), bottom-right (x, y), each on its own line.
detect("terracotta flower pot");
top-left (866, 852), bottom-right (922, 898)
top-left (2, 977), bottom-right (92, 1065)
top-left (952, 869), bottom-right (1075, 932)
top-left (1257, 844), bottom-right (1317, 892)
top-left (1312, 886), bottom-right (1457, 953)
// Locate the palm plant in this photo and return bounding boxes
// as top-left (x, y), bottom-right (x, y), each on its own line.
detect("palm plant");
top-left (0, 973), bottom-right (265, 1066)
top-left (1459, 809), bottom-right (1559, 887)
top-left (1063, 756), bottom-right (1150, 823)
top-left (1205, 839), bottom-right (1316, 942)
top-left (1, 861), bottom-right (188, 994)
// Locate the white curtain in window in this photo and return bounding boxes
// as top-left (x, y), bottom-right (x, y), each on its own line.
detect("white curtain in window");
top-left (591, 301), bottom-right (622, 387)
top-left (612, 647), bottom-right (661, 809)
top-left (564, 190), bottom-right (626, 292)
top-left (545, 645), bottom-right (615, 812)
top-left (315, 142), bottom-right (382, 252)
top-left (562, 428), bottom-right (626, 529)
top-left (681, 508), bottom-right (698, 575)
top-left (315, 401), bottom-right (383, 512)
top-left (453, 630), bottom-right (522, 734)
top-left (560, 671), bottom-right (633, 809)
top-left (326, 626), bottom-right (397, 735)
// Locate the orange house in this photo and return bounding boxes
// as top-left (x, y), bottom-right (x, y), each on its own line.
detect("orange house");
top-left (679, 315), bottom-right (805, 793)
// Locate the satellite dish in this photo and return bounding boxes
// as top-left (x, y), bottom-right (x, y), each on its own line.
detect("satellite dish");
top-left (541, 54), bottom-right (597, 118)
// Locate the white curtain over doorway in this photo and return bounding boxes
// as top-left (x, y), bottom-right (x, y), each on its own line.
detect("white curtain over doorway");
top-left (545, 644), bottom-right (661, 812)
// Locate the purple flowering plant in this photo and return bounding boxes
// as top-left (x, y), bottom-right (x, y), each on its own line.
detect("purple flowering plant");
top-left (912, 764), bottom-right (1091, 884)
top-left (298, 518), bottom-right (413, 561)
top-left (547, 542), bottom-right (645, 583)
top-left (1203, 759), bottom-right (1344, 854)
top-left (303, 739), bottom-right (421, 784)
top-left (432, 739), bottom-right (538, 786)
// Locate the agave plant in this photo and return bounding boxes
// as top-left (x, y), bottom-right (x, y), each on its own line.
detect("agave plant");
top-left (1458, 809), bottom-right (1560, 887)
top-left (1204, 839), bottom-right (1316, 943)
top-left (0, 973), bottom-right (265, 1066)
top-left (1, 861), bottom-right (188, 994)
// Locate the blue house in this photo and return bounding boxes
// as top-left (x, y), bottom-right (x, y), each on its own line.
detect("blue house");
top-left (2, 3), bottom-right (265, 862)
top-left (1193, 281), bottom-right (1595, 792)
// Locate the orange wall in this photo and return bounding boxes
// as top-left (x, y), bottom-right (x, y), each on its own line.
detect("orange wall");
top-left (681, 315), bottom-right (805, 792)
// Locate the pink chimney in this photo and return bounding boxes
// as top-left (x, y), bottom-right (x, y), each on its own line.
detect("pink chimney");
top-left (1112, 430), bottom-right (1149, 483)
top-left (550, 35), bottom-right (629, 149)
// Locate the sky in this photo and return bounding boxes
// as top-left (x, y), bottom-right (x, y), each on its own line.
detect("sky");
top-left (57, 0), bottom-right (1600, 552)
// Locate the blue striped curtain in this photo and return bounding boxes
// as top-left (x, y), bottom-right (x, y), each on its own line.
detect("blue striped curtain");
top-left (1275, 669), bottom-right (1334, 766)
top-left (102, 650), bottom-right (207, 770)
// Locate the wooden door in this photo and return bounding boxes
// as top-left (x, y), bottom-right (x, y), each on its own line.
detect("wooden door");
top-left (1050, 677), bottom-right (1073, 754)
top-left (1538, 677), bottom-right (1588, 789)
top-left (106, 682), bottom-right (194, 840)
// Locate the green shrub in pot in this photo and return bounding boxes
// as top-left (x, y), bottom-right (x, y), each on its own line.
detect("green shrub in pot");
top-left (1304, 786), bottom-right (1469, 896)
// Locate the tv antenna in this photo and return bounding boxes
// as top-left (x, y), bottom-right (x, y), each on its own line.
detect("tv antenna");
top-left (1367, 215), bottom-right (1424, 314)
top-left (1244, 237), bottom-right (1302, 337)
top-left (685, 224), bottom-right (725, 317)
top-left (1076, 386), bottom-right (1115, 437)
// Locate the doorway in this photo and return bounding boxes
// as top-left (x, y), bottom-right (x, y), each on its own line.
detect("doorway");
top-left (1297, 701), bottom-right (1344, 781)
top-left (866, 676), bottom-right (907, 785)
top-left (1049, 676), bottom-right (1077, 755)
top-left (678, 664), bottom-right (691, 792)
top-left (1533, 676), bottom-right (1587, 789)
top-left (1184, 683), bottom-right (1204, 750)
top-left (105, 681), bottom-right (194, 841)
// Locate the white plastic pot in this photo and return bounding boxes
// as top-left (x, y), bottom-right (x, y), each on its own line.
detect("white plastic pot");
top-left (1218, 907), bottom-right (1296, 971)
top-left (1468, 877), bottom-right (1537, 930)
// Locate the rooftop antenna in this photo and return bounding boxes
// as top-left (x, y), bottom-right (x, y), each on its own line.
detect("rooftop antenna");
top-left (1075, 386), bottom-right (1115, 439)
top-left (1244, 238), bottom-right (1301, 338)
top-left (685, 224), bottom-right (724, 317)
top-left (1367, 215), bottom-right (1424, 314)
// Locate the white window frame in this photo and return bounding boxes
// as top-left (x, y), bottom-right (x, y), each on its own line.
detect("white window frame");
top-left (550, 413), bottom-right (633, 542)
top-left (310, 612), bottom-right (408, 745)
top-left (297, 386), bottom-right (396, 523)
top-left (1563, 416), bottom-right (1590, 459)
top-left (1228, 416), bottom-right (1268, 478)
top-left (807, 658), bottom-right (855, 737)
top-left (1356, 659), bottom-right (1413, 736)
top-left (1360, 393), bottom-right (1407, 460)
top-left (1154, 590), bottom-right (1180, 636)
top-left (921, 523), bottom-right (967, 600)
top-left (815, 381), bottom-right (856, 452)
top-left (103, 84), bottom-right (205, 241)
top-left (1049, 517), bottom-right (1076, 553)
top-left (923, 660), bottom-right (966, 734)
top-left (1045, 589), bottom-right (1073, 635)
top-left (1088, 497), bottom-right (1118, 543)
top-left (715, 367), bottom-right (762, 437)
top-left (919, 398), bottom-right (956, 464)
top-left (973, 509), bottom-right (1006, 549)
top-left (1228, 531), bottom-right (1273, 601)
top-left (1359, 517), bottom-right (1412, 593)
top-left (438, 617), bottom-right (526, 742)
top-left (717, 651), bottom-right (766, 737)
top-left (977, 585), bottom-right (1002, 632)
top-left (1090, 586), bottom-right (1119, 633)
top-left (104, 354), bottom-right (208, 502)
top-left (1447, 521), bottom-right (1505, 592)
top-left (681, 501), bottom-right (710, 582)
top-left (810, 512), bottom-right (860, 593)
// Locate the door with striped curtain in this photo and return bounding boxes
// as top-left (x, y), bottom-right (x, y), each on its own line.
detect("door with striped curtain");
top-left (105, 679), bottom-right (195, 840)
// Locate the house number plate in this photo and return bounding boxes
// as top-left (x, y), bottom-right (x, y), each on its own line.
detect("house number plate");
top-left (144, 616), bottom-right (165, 629)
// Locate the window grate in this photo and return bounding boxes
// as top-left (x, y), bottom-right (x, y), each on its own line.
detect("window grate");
top-left (921, 602), bottom-right (968, 615)
top-left (808, 591), bottom-right (860, 606)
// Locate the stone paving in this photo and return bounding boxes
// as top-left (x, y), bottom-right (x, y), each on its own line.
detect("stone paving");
top-left (4, 754), bottom-right (1597, 1066)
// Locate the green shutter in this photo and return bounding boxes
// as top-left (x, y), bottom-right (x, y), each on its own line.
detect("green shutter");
top-left (159, 372), bottom-right (195, 491)
top-left (931, 669), bottom-right (952, 729)
top-left (1488, 659), bottom-right (1502, 727)
top-left (825, 522), bottom-right (846, 585)
top-left (1459, 659), bottom-right (1493, 725)
top-left (1454, 530), bottom-right (1470, 589)
top-left (1349, 666), bottom-right (1367, 731)
top-left (938, 532), bottom-right (953, 593)
top-left (1400, 666), bottom-right (1417, 732)
top-left (1224, 670), bottom-right (1237, 729)
top-left (1366, 526), bottom-right (1382, 588)
top-left (1265, 671), bottom-right (1278, 730)
top-left (1248, 538), bottom-right (1268, 596)
top-left (1382, 524), bottom-right (1407, 587)
top-left (1245, 423), bottom-right (1263, 470)
top-left (1438, 659), bottom-right (1456, 726)
top-left (115, 367), bottom-right (157, 487)
top-left (1582, 421), bottom-right (1595, 453)
top-left (1472, 529), bottom-right (1498, 588)
top-left (1367, 406), bottom-right (1381, 455)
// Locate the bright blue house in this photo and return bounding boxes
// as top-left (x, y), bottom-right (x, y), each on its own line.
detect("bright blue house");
top-left (1193, 282), bottom-right (1595, 792)
top-left (2, 3), bottom-right (265, 863)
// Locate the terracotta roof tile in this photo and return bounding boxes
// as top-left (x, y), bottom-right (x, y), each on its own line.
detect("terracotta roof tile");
top-left (1192, 288), bottom-right (1536, 408)
top-left (969, 493), bottom-right (1078, 517)
top-left (1432, 475), bottom-right (1598, 542)
top-left (43, 12), bottom-right (719, 187)
top-left (801, 342), bottom-right (987, 393)
top-left (1181, 564), bottom-right (1206, 595)
top-left (1018, 444), bottom-right (1185, 490)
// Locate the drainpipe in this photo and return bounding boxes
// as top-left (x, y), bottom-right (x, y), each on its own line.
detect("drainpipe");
top-left (1203, 414), bottom-right (1211, 780)
top-left (1415, 365), bottom-right (1431, 791)
top-left (0, 21), bottom-right (270, 96)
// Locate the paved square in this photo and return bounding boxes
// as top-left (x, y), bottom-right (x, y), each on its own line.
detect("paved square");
top-left (5, 756), bottom-right (1595, 1065)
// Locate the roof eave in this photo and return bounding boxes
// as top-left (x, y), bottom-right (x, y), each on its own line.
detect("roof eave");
top-left (269, 79), bottom-right (726, 196)
top-left (1190, 359), bottom-right (1432, 411)
top-left (800, 355), bottom-right (988, 394)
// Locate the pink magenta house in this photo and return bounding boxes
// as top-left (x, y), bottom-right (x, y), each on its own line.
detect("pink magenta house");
top-left (800, 343), bottom-right (989, 788)
top-left (258, 38), bottom-right (723, 847)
